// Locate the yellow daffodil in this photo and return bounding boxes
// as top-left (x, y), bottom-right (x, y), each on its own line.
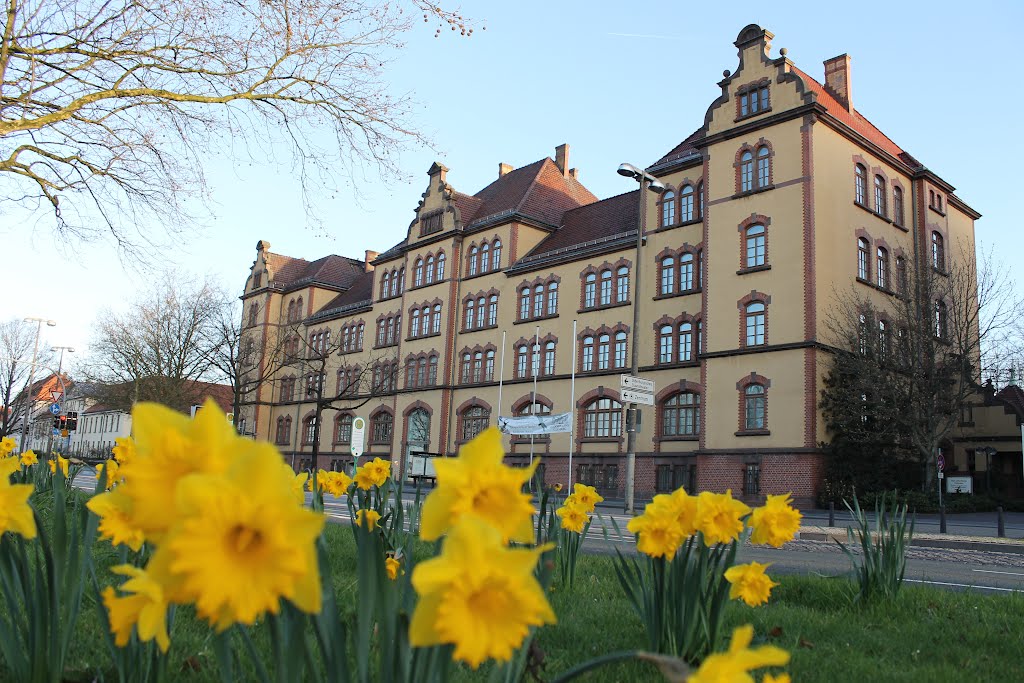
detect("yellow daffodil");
top-left (420, 428), bottom-right (536, 543)
top-left (102, 564), bottom-right (171, 652)
top-left (0, 459), bottom-right (36, 539)
top-left (112, 437), bottom-right (136, 465)
top-left (87, 488), bottom-right (146, 551)
top-left (0, 436), bottom-right (16, 456)
top-left (20, 449), bottom-right (38, 466)
top-left (319, 470), bottom-right (353, 497)
top-left (695, 490), bottom-right (751, 546)
top-left (385, 556), bottom-right (401, 580)
top-left (355, 508), bottom-right (381, 531)
top-left (724, 562), bottom-right (779, 607)
top-left (410, 515), bottom-right (556, 669)
top-left (748, 493), bottom-right (802, 548)
top-left (669, 487), bottom-right (699, 537)
top-left (96, 460), bottom-right (120, 489)
top-left (307, 471), bottom-right (316, 492)
top-left (353, 466), bottom-right (377, 490)
top-left (291, 470), bottom-right (309, 503)
top-left (628, 496), bottom-right (685, 559)
top-left (161, 445), bottom-right (325, 629)
top-left (553, 483), bottom-right (563, 492)
top-left (48, 454), bottom-right (70, 477)
top-left (570, 483), bottom-right (603, 513)
top-left (687, 624), bottom-right (789, 683)
top-left (117, 399), bottom-right (252, 539)
top-left (365, 457), bottom-right (391, 486)
top-left (556, 502), bottom-right (588, 534)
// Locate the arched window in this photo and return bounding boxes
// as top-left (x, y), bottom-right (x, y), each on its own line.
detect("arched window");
top-left (370, 411), bottom-right (393, 444)
top-left (533, 284), bottom-right (544, 318)
top-left (854, 164), bottom-right (867, 205)
top-left (407, 408), bottom-right (431, 445)
top-left (584, 273), bottom-right (597, 308)
top-left (472, 351), bottom-right (483, 383)
top-left (745, 302), bottom-right (766, 346)
top-left (397, 267), bottom-right (405, 293)
top-left (390, 269), bottom-right (399, 297)
top-left (488, 294), bottom-right (498, 326)
top-left (376, 320), bottom-right (386, 347)
top-left (581, 335), bottom-right (595, 371)
top-left (485, 349), bottom-right (495, 381)
top-left (857, 238), bottom-right (870, 280)
top-left (614, 331), bottom-right (628, 368)
top-left (302, 415), bottom-right (317, 445)
top-left (420, 305), bottom-right (431, 335)
top-left (740, 151), bottom-right (754, 192)
top-left (597, 333), bottom-right (610, 370)
top-left (658, 325), bottom-right (673, 363)
top-left (475, 296), bottom-right (486, 329)
top-left (756, 146), bottom-right (770, 188)
top-left (934, 300), bottom-right (948, 339)
top-left (432, 304), bottom-right (442, 334)
top-left (480, 242), bottom-right (491, 273)
top-left (662, 392), bottom-right (700, 436)
top-left (335, 414), bottom-right (353, 444)
top-left (414, 258), bottom-right (424, 287)
top-left (248, 303), bottom-right (259, 327)
top-left (745, 224), bottom-right (766, 268)
top-left (878, 320), bottom-right (888, 358)
top-left (492, 240), bottom-right (502, 270)
top-left (876, 247), bottom-right (889, 289)
top-left (744, 385), bottom-right (766, 430)
top-left (405, 358), bottom-right (416, 388)
top-left (461, 352), bottom-right (473, 383)
top-left (468, 246), bottom-right (479, 276)
top-left (680, 252), bottom-right (694, 291)
top-left (425, 255), bottom-right (435, 284)
top-left (464, 299), bottom-right (474, 330)
top-left (582, 397), bottom-right (622, 438)
top-left (617, 266), bottom-right (630, 302)
top-left (516, 344), bottom-right (528, 378)
top-left (660, 255), bottom-right (676, 295)
top-left (893, 186), bottom-right (904, 226)
top-left (874, 175), bottom-right (887, 216)
top-left (600, 270), bottom-right (613, 306)
top-left (428, 355), bottom-right (438, 385)
top-left (460, 405), bottom-right (490, 441)
top-left (410, 308), bottom-right (421, 338)
top-left (661, 190), bottom-right (676, 227)
top-left (931, 232), bottom-right (945, 270)
top-left (680, 185), bottom-right (694, 222)
top-left (547, 281), bottom-right (558, 315)
top-left (519, 287), bottom-right (530, 320)
top-left (436, 252), bottom-right (446, 280)
top-left (380, 271), bottom-right (390, 299)
top-left (386, 316), bottom-right (396, 345)
top-left (543, 341), bottom-right (556, 375)
top-left (679, 321), bottom-right (693, 362)
top-left (275, 416), bottom-right (292, 444)
top-left (531, 343), bottom-right (541, 377)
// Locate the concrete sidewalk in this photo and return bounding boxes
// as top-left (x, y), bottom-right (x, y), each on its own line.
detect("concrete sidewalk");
top-left (797, 524), bottom-right (1024, 554)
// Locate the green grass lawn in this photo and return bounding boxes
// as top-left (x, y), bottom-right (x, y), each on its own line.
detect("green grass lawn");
top-left (16, 506), bottom-right (1024, 682)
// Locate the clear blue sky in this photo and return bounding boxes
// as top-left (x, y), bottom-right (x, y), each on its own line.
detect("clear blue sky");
top-left (5, 1), bottom-right (1022, 369)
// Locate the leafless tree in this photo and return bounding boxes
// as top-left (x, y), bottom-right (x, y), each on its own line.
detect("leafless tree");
top-left (86, 273), bottom-right (228, 412)
top-left (821, 244), bottom-right (1023, 494)
top-left (0, 0), bottom-right (476, 253)
top-left (0, 318), bottom-right (53, 438)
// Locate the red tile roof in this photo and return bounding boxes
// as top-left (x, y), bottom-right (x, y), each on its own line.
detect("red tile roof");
top-left (652, 129), bottom-right (703, 169)
top-left (267, 253), bottom-right (366, 290)
top-left (467, 158), bottom-right (597, 227)
top-left (314, 270), bottom-right (375, 317)
top-left (523, 190), bottom-right (639, 258)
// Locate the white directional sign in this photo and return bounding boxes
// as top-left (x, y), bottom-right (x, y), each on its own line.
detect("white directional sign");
top-left (350, 416), bottom-right (366, 457)
top-left (620, 374), bottom-right (655, 394)
top-left (621, 388), bottom-right (655, 406)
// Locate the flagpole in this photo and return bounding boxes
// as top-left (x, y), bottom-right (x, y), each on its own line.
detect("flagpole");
top-left (497, 329), bottom-right (506, 422)
top-left (529, 325), bottom-right (540, 469)
top-left (569, 318), bottom-right (577, 489)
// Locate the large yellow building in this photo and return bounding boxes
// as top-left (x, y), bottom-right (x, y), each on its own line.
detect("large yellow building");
top-left (237, 25), bottom-right (980, 505)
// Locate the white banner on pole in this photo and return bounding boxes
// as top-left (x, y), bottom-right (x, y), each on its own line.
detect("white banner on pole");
top-left (497, 412), bottom-right (572, 435)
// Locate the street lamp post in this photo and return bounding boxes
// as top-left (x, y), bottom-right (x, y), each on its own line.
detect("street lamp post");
top-left (18, 317), bottom-right (56, 453)
top-left (617, 163), bottom-right (666, 513)
top-left (45, 345), bottom-right (75, 455)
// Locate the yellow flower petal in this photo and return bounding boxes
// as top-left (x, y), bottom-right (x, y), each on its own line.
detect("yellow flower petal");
top-left (0, 482), bottom-right (36, 539)
top-left (724, 562), bottom-right (779, 607)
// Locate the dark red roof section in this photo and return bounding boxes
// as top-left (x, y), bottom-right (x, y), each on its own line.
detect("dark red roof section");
top-left (652, 129), bottom-right (703, 168)
top-left (267, 253), bottom-right (366, 290)
top-left (191, 381), bottom-right (234, 414)
top-left (315, 270), bottom-right (375, 314)
top-left (468, 158), bottom-right (597, 227)
top-left (524, 190), bottom-right (639, 258)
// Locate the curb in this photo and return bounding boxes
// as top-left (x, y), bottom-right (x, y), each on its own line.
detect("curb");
top-left (797, 529), bottom-right (1024, 555)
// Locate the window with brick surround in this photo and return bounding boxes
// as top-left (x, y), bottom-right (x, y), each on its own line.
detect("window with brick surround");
top-left (680, 184), bottom-right (694, 222)
top-left (414, 258), bottom-right (424, 287)
top-left (280, 376), bottom-right (296, 402)
top-left (468, 245), bottom-right (478, 276)
top-left (425, 254), bottom-right (435, 284)
top-left (744, 385), bottom-right (766, 430)
top-left (743, 463), bottom-right (761, 495)
top-left (275, 416), bottom-right (291, 444)
top-left (582, 397), bottom-right (622, 438)
top-left (893, 186), bottom-right (905, 226)
top-left (335, 414), bottom-right (352, 444)
top-left (740, 151), bottom-right (753, 192)
top-left (659, 255), bottom-right (675, 295)
top-left (874, 175), bottom-right (887, 217)
top-left (480, 242), bottom-right (491, 274)
top-left (460, 405), bottom-right (490, 442)
top-left (744, 302), bottom-right (766, 346)
top-left (436, 251), bottom-right (446, 280)
top-left (745, 224), bottom-right (766, 268)
top-left (656, 318), bottom-right (695, 365)
top-left (577, 463), bottom-right (619, 496)
top-left (370, 411), bottom-right (393, 444)
top-left (854, 164), bottom-right (867, 205)
top-left (584, 273), bottom-right (596, 308)
top-left (302, 415), bottom-right (317, 445)
top-left (738, 84), bottom-right (769, 117)
top-left (248, 303), bottom-right (259, 327)
top-left (931, 232), bottom-right (945, 271)
top-left (661, 392), bottom-right (700, 436)
top-left (857, 238), bottom-right (870, 280)
top-left (877, 247), bottom-right (889, 289)
top-left (581, 335), bottom-right (594, 371)
top-left (492, 240), bottom-right (502, 270)
top-left (656, 463), bottom-right (697, 493)
top-left (661, 190), bottom-right (675, 227)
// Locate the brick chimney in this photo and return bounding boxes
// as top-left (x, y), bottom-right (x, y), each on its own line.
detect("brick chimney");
top-left (499, 162), bottom-right (514, 178)
top-left (554, 143), bottom-right (569, 176)
top-left (568, 168), bottom-right (579, 180)
top-left (823, 54), bottom-right (853, 111)
top-left (364, 250), bottom-right (379, 272)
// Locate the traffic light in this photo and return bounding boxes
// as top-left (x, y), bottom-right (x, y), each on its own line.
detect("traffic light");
top-left (67, 412), bottom-right (78, 431)
top-left (53, 416), bottom-right (61, 429)
top-left (58, 415), bottom-right (68, 431)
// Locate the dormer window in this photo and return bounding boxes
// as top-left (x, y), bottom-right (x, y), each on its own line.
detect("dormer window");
top-left (421, 212), bottom-right (442, 236)
top-left (738, 85), bottom-right (769, 118)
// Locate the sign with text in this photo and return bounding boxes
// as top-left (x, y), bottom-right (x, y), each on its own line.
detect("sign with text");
top-left (497, 412), bottom-right (572, 435)
top-left (350, 417), bottom-right (366, 457)
top-left (621, 388), bottom-right (655, 406)
top-left (946, 476), bottom-right (972, 494)
top-left (620, 374), bottom-right (655, 394)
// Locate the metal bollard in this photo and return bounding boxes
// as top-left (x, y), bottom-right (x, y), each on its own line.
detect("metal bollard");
top-left (939, 505), bottom-right (947, 534)
top-left (998, 506), bottom-right (1006, 538)
top-left (828, 501), bottom-right (835, 527)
